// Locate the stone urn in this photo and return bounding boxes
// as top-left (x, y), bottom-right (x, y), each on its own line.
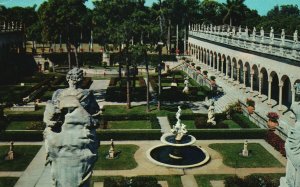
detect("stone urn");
top-left (267, 119), bottom-right (278, 130)
top-left (247, 106), bottom-right (255, 114)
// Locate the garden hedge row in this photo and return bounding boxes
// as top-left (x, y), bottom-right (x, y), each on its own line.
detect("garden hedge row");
top-left (189, 129), bottom-right (267, 139)
top-left (97, 130), bottom-right (162, 141)
top-left (6, 113), bottom-right (43, 121)
top-left (104, 176), bottom-right (160, 187)
top-left (225, 174), bottom-right (280, 187)
top-left (0, 130), bottom-right (43, 141)
top-left (102, 114), bottom-right (156, 121)
top-left (232, 113), bottom-right (257, 128)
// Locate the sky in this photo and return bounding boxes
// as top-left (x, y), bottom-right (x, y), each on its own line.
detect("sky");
top-left (0, 0), bottom-right (300, 16)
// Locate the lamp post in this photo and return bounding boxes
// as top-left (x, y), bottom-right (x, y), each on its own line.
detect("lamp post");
top-left (157, 41), bottom-right (163, 110)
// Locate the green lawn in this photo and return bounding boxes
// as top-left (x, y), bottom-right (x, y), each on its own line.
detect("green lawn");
top-left (222, 120), bottom-right (241, 128)
top-left (209, 143), bottom-right (283, 168)
top-left (108, 120), bottom-right (152, 129)
top-left (94, 144), bottom-right (139, 170)
top-left (6, 121), bottom-right (45, 130)
top-left (182, 120), bottom-right (196, 129)
top-left (103, 104), bottom-right (193, 117)
top-left (0, 177), bottom-right (19, 187)
top-left (4, 105), bottom-right (45, 115)
top-left (0, 145), bottom-right (41, 171)
top-left (91, 175), bottom-right (183, 187)
top-left (195, 174), bottom-right (234, 187)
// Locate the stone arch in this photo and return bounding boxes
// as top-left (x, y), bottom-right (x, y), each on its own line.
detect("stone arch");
top-left (270, 71), bottom-right (279, 103)
top-left (244, 62), bottom-right (251, 87)
top-left (251, 64), bottom-right (259, 91)
top-left (281, 75), bottom-right (292, 108)
top-left (260, 67), bottom-right (268, 96)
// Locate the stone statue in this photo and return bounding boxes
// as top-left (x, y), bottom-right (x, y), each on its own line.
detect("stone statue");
top-left (245, 26), bottom-right (249, 39)
top-left (107, 139), bottom-right (115, 159)
top-left (260, 27), bottom-right (264, 42)
top-left (294, 30), bottom-right (298, 44)
top-left (281, 29), bottom-right (285, 46)
top-left (238, 25), bottom-right (242, 37)
top-left (252, 27), bottom-right (256, 41)
top-left (171, 106), bottom-right (187, 141)
top-left (182, 76), bottom-right (189, 94)
top-left (5, 141), bottom-right (14, 160)
top-left (44, 68), bottom-right (100, 187)
top-left (207, 101), bottom-right (216, 125)
top-left (270, 27), bottom-right (274, 44)
top-left (280, 103), bottom-right (300, 187)
top-left (242, 140), bottom-right (249, 157)
top-left (232, 27), bottom-right (236, 37)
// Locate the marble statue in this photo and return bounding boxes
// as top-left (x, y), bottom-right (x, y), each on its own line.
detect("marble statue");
top-left (260, 27), bottom-right (264, 42)
top-left (182, 76), bottom-right (189, 94)
top-left (232, 27), bottom-right (236, 36)
top-left (171, 106), bottom-right (187, 141)
top-left (245, 26), bottom-right (249, 39)
top-left (270, 27), bottom-right (274, 44)
top-left (252, 27), bottom-right (256, 41)
top-left (242, 140), bottom-right (249, 157)
top-left (238, 25), bottom-right (242, 38)
top-left (207, 101), bottom-right (216, 126)
top-left (44, 68), bottom-right (100, 187)
top-left (107, 139), bottom-right (115, 159)
top-left (281, 29), bottom-right (285, 46)
top-left (5, 141), bottom-right (14, 160)
top-left (280, 103), bottom-right (300, 187)
top-left (294, 30), bottom-right (298, 44)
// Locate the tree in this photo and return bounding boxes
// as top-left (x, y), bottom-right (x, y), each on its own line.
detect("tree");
top-left (39, 0), bottom-right (88, 68)
top-left (222, 0), bottom-right (247, 26)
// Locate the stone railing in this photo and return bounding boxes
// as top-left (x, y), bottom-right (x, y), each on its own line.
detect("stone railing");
top-left (189, 26), bottom-right (300, 61)
top-left (0, 21), bottom-right (23, 33)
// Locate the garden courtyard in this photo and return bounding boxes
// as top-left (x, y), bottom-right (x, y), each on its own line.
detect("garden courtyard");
top-left (0, 68), bottom-right (288, 187)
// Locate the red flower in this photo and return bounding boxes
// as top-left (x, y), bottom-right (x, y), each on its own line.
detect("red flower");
top-left (267, 112), bottom-right (279, 120)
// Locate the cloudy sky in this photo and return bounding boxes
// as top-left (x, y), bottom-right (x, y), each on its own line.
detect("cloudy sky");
top-left (0, 0), bottom-right (300, 15)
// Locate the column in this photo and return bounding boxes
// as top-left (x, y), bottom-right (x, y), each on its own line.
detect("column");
top-left (236, 65), bottom-right (240, 85)
top-left (212, 54), bottom-right (215, 71)
top-left (258, 73), bottom-right (262, 97)
top-left (267, 79), bottom-right (272, 105)
top-left (216, 56), bottom-right (220, 74)
top-left (225, 62), bottom-right (229, 79)
top-left (278, 83), bottom-right (283, 110)
top-left (250, 73), bottom-right (254, 92)
top-left (291, 86), bottom-right (296, 106)
top-left (243, 70), bottom-right (247, 89)
top-left (231, 64), bottom-right (234, 82)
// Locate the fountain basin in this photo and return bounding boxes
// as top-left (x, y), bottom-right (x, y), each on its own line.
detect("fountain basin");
top-left (147, 144), bottom-right (210, 168)
top-left (160, 133), bottom-right (196, 147)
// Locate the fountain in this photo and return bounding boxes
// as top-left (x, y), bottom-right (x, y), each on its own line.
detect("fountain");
top-left (147, 106), bottom-right (210, 168)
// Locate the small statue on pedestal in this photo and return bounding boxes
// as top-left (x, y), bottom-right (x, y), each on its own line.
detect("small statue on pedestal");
top-left (240, 140), bottom-right (249, 157)
top-left (207, 101), bottom-right (216, 126)
top-left (182, 76), bottom-right (189, 94)
top-left (106, 139), bottom-right (119, 159)
top-left (5, 141), bottom-right (14, 160)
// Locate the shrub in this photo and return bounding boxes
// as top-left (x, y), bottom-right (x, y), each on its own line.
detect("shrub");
top-left (210, 76), bottom-right (216, 81)
top-left (246, 98), bottom-right (255, 107)
top-left (225, 175), bottom-right (280, 187)
top-left (189, 129), bottom-right (267, 139)
top-left (231, 113), bottom-right (255, 128)
top-left (26, 121), bottom-right (45, 130)
top-left (0, 130), bottom-right (43, 141)
top-left (97, 130), bottom-right (162, 140)
top-left (150, 116), bottom-right (160, 129)
top-left (265, 131), bottom-right (286, 157)
top-left (104, 176), bottom-right (161, 187)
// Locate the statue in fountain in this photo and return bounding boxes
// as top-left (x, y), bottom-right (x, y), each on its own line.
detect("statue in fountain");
top-left (207, 101), bottom-right (216, 126)
top-left (171, 106), bottom-right (187, 141)
top-left (44, 68), bottom-right (100, 187)
top-left (280, 103), bottom-right (300, 187)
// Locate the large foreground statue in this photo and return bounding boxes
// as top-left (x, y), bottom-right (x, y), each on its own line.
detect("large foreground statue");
top-left (280, 102), bottom-right (300, 187)
top-left (44, 68), bottom-right (100, 187)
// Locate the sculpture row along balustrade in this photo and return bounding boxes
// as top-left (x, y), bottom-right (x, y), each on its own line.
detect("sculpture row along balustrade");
top-left (189, 24), bottom-right (300, 61)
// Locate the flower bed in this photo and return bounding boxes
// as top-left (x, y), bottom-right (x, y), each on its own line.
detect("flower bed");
top-left (264, 131), bottom-right (286, 157)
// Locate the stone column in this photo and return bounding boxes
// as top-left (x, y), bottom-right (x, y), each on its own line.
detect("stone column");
top-left (243, 70), bottom-right (247, 89)
top-left (291, 85), bottom-right (296, 106)
top-left (267, 79), bottom-right (273, 105)
top-left (220, 58), bottom-right (224, 77)
top-left (216, 56), bottom-right (220, 74)
top-left (250, 73), bottom-right (254, 92)
top-left (278, 83), bottom-right (283, 111)
top-left (212, 54), bottom-right (215, 71)
top-left (236, 65), bottom-right (240, 85)
top-left (258, 73), bottom-right (263, 97)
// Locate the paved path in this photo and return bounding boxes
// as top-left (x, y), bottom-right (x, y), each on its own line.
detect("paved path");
top-left (11, 140), bottom-right (286, 187)
top-left (157, 116), bottom-right (171, 133)
top-left (181, 175), bottom-right (198, 187)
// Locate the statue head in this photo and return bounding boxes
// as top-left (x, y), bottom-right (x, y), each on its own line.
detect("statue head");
top-left (66, 68), bottom-right (83, 89)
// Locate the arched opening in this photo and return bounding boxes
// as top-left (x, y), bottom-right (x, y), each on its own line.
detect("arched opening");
top-left (260, 67), bottom-right (268, 96)
top-left (281, 75), bottom-right (292, 108)
top-left (244, 62), bottom-right (251, 87)
top-left (213, 52), bottom-right (217, 70)
top-left (232, 58), bottom-right (237, 80)
top-left (226, 56), bottom-right (231, 77)
top-left (237, 60), bottom-right (243, 83)
top-left (270, 72), bottom-right (279, 103)
top-left (222, 54), bottom-right (226, 75)
top-left (252, 65), bottom-right (259, 91)
top-left (218, 53), bottom-right (222, 72)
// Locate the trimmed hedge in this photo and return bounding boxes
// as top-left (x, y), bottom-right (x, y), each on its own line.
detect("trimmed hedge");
top-left (102, 114), bottom-right (156, 121)
top-left (104, 176), bottom-right (161, 187)
top-left (43, 52), bottom-right (102, 66)
top-left (225, 174), bottom-right (281, 187)
top-left (6, 113), bottom-right (43, 121)
top-left (232, 113), bottom-right (257, 128)
top-left (189, 129), bottom-right (267, 139)
top-left (150, 116), bottom-right (160, 129)
top-left (97, 130), bottom-right (162, 141)
top-left (0, 130), bottom-right (43, 141)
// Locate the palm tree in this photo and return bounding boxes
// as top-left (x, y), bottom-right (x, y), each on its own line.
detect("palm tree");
top-left (222, 0), bottom-right (246, 26)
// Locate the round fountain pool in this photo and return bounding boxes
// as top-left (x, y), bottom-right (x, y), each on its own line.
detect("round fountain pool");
top-left (147, 145), bottom-right (210, 168)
